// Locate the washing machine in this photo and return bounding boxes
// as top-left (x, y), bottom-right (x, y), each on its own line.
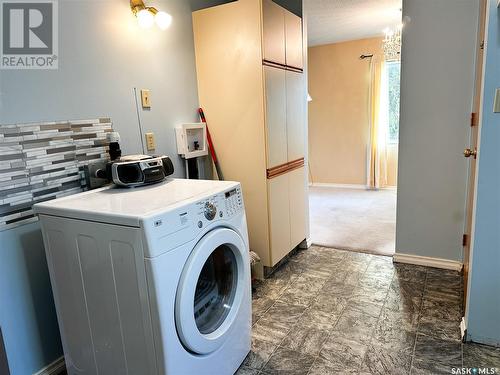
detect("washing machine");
top-left (34, 178), bottom-right (251, 375)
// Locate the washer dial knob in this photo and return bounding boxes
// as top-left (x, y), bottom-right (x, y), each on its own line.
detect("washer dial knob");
top-left (204, 202), bottom-right (217, 220)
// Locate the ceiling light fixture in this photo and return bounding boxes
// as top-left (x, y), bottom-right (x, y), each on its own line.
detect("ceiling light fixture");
top-left (130, 0), bottom-right (172, 30)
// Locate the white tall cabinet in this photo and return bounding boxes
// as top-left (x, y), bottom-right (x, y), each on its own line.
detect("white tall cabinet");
top-left (193, 0), bottom-right (308, 269)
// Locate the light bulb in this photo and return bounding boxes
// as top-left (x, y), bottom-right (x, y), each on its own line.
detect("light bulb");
top-left (137, 9), bottom-right (154, 29)
top-left (155, 11), bottom-right (172, 30)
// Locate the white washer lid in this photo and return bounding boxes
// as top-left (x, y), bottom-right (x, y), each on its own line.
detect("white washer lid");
top-left (34, 178), bottom-right (239, 227)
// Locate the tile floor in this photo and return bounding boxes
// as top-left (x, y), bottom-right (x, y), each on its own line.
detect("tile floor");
top-left (237, 246), bottom-right (500, 375)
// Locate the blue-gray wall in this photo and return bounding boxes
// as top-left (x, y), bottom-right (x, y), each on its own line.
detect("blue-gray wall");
top-left (0, 223), bottom-right (62, 375)
top-left (0, 0), bottom-right (208, 373)
top-left (396, 0), bottom-right (479, 261)
top-left (466, 0), bottom-right (500, 347)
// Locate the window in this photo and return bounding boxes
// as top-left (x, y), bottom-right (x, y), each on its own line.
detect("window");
top-left (386, 61), bottom-right (401, 143)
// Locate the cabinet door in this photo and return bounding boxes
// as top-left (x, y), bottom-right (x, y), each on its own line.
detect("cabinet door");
top-left (268, 173), bottom-right (291, 266)
top-left (262, 0), bottom-right (286, 65)
top-left (285, 11), bottom-right (303, 69)
top-left (286, 70), bottom-right (305, 161)
top-left (288, 166), bottom-right (307, 249)
top-left (265, 65), bottom-right (288, 168)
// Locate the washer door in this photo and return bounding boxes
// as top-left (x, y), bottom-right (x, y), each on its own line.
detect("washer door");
top-left (175, 227), bottom-right (247, 355)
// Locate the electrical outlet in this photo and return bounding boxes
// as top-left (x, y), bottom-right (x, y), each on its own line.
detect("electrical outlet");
top-left (141, 89), bottom-right (151, 109)
top-left (145, 132), bottom-right (156, 151)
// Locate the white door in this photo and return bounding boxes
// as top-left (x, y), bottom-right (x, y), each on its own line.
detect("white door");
top-left (286, 70), bottom-right (305, 162)
top-left (265, 65), bottom-right (288, 168)
top-left (175, 228), bottom-right (248, 354)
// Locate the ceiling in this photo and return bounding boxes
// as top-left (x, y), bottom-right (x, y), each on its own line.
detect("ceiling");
top-left (305, 0), bottom-right (402, 47)
top-left (189, 0), bottom-right (301, 16)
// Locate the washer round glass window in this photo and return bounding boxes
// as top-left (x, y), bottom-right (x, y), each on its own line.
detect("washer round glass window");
top-left (193, 245), bottom-right (238, 334)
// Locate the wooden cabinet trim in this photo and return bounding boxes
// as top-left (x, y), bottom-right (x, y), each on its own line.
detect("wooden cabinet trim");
top-left (263, 59), bottom-right (303, 72)
top-left (267, 157), bottom-right (304, 179)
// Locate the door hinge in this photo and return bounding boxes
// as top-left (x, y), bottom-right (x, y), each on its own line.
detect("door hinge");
top-left (462, 234), bottom-right (469, 247)
top-left (470, 112), bottom-right (477, 127)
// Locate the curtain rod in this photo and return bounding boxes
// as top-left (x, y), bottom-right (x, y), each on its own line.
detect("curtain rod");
top-left (359, 54), bottom-right (374, 59)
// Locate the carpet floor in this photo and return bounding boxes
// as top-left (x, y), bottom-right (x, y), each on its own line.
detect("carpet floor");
top-left (309, 187), bottom-right (397, 256)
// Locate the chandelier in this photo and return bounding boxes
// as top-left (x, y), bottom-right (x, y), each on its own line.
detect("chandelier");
top-left (383, 25), bottom-right (402, 60)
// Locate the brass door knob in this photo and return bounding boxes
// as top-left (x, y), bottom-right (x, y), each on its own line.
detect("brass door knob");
top-left (464, 148), bottom-right (477, 158)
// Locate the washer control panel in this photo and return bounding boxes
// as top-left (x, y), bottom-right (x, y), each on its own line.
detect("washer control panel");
top-left (192, 186), bottom-right (244, 229)
top-left (224, 187), bottom-right (243, 217)
top-left (204, 202), bottom-right (217, 221)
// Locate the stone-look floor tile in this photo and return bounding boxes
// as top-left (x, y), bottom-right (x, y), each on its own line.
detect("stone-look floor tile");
top-left (418, 317), bottom-right (461, 341)
top-left (235, 365), bottom-right (260, 375)
top-left (277, 287), bottom-right (318, 307)
top-left (463, 342), bottom-right (500, 369)
top-left (277, 274), bottom-right (328, 307)
top-left (333, 308), bottom-right (378, 344)
top-left (290, 273), bottom-right (329, 292)
top-left (359, 273), bottom-right (393, 290)
top-left (319, 335), bottom-right (368, 372)
top-left (249, 249), bottom-right (471, 375)
top-left (393, 263), bottom-right (427, 283)
top-left (252, 297), bottom-right (275, 324)
top-left (300, 307), bottom-right (341, 330)
top-left (314, 249), bottom-right (346, 264)
top-left (350, 285), bottom-right (389, 306)
top-left (322, 269), bottom-right (349, 284)
top-left (308, 355), bottom-right (359, 375)
top-left (420, 298), bottom-right (462, 322)
top-left (372, 321), bottom-right (416, 355)
top-left (279, 322), bottom-right (331, 356)
top-left (378, 306), bottom-right (419, 331)
top-left (351, 300), bottom-right (384, 318)
top-left (413, 334), bottom-right (462, 373)
top-left (300, 266), bottom-right (333, 281)
top-left (261, 347), bottom-right (315, 375)
top-left (410, 359), bottom-right (455, 375)
top-left (289, 248), bottom-right (318, 264)
top-left (252, 318), bottom-right (289, 344)
top-left (310, 293), bottom-right (349, 316)
top-left (343, 262), bottom-right (370, 275)
top-left (253, 277), bottom-right (291, 300)
top-left (260, 301), bottom-right (307, 327)
top-left (424, 287), bottom-right (462, 304)
top-left (392, 278), bottom-right (426, 296)
top-left (321, 280), bottom-right (357, 298)
top-left (242, 336), bottom-right (278, 370)
top-left (385, 281), bottom-right (423, 316)
top-left (362, 344), bottom-right (412, 375)
top-left (426, 268), bottom-right (461, 280)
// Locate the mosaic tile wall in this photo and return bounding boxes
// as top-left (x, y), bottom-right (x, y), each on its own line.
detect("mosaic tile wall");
top-left (0, 118), bottom-right (112, 231)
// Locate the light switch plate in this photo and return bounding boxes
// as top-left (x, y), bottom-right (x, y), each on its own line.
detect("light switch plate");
top-left (494, 88), bottom-right (500, 113)
top-left (145, 132), bottom-right (156, 151)
top-left (141, 89), bottom-right (151, 108)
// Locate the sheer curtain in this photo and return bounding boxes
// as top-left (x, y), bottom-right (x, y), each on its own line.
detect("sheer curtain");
top-left (367, 57), bottom-right (389, 189)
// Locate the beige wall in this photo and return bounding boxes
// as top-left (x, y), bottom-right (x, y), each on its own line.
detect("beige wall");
top-left (308, 37), bottom-right (398, 186)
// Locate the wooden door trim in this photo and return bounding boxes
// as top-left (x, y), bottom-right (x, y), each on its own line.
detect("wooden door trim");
top-left (267, 158), bottom-right (304, 179)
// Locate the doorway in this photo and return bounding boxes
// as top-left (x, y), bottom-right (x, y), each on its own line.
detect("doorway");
top-left (306, 1), bottom-right (402, 256)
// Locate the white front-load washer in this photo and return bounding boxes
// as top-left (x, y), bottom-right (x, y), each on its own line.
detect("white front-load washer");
top-left (34, 179), bottom-right (251, 375)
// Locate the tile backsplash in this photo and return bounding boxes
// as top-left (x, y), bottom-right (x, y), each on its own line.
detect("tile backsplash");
top-left (0, 118), bottom-right (112, 231)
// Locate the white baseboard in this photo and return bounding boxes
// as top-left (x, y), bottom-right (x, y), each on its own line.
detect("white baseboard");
top-left (33, 356), bottom-right (65, 375)
top-left (309, 182), bottom-right (397, 191)
top-left (393, 253), bottom-right (463, 271)
top-left (309, 182), bottom-right (368, 189)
